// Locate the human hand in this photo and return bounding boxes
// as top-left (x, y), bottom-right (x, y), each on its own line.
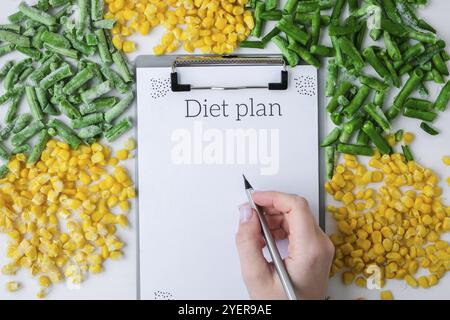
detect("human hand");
top-left (236, 192), bottom-right (334, 300)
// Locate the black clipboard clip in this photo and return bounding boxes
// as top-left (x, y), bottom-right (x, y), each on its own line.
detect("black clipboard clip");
top-left (170, 55), bottom-right (288, 92)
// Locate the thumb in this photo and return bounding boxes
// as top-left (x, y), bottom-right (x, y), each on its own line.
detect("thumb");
top-left (235, 204), bottom-right (272, 289)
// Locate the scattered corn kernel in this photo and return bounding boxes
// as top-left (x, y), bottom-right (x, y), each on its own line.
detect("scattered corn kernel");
top-left (403, 132), bottom-right (415, 144)
top-left (106, 0), bottom-right (253, 55)
top-left (38, 275), bottom-right (51, 288)
top-left (6, 281), bottom-right (21, 292)
top-left (116, 149), bottom-right (129, 161)
top-left (326, 153), bottom-right (450, 291)
top-left (380, 290), bottom-right (394, 300)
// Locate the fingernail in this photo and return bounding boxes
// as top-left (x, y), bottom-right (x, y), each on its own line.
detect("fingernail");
top-left (239, 203), bottom-right (252, 223)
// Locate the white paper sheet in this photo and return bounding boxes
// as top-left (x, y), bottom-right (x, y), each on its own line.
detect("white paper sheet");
top-left (137, 63), bottom-right (319, 299)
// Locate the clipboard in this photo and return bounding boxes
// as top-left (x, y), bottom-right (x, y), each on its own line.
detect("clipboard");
top-left (135, 55), bottom-right (319, 299)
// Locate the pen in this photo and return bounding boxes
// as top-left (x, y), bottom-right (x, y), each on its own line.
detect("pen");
top-left (242, 175), bottom-right (298, 300)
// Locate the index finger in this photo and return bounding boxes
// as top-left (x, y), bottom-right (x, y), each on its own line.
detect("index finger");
top-left (252, 191), bottom-right (308, 214)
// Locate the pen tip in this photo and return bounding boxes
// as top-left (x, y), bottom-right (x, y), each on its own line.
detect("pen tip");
top-left (242, 174), bottom-right (252, 189)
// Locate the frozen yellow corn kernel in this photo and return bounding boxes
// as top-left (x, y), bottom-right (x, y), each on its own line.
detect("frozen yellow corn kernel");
top-left (89, 264), bottom-right (102, 274)
top-left (417, 276), bottom-right (430, 288)
top-left (119, 200), bottom-right (130, 213)
top-left (153, 44), bottom-right (165, 55)
top-left (342, 271), bottom-right (355, 285)
top-left (443, 156), bottom-right (450, 166)
top-left (116, 149), bottom-right (129, 161)
top-left (36, 288), bottom-right (47, 299)
top-left (123, 41), bottom-right (136, 53)
top-left (403, 132), bottom-right (415, 144)
top-left (117, 214), bottom-right (129, 227)
top-left (342, 192), bottom-right (354, 205)
top-left (112, 35), bottom-right (123, 50)
top-left (110, 250), bottom-right (123, 260)
top-left (125, 138), bottom-right (136, 151)
top-left (6, 281), bottom-right (21, 292)
top-left (38, 275), bottom-right (51, 288)
top-left (380, 290), bottom-right (393, 300)
top-left (91, 152), bottom-right (105, 164)
top-left (244, 14), bottom-right (255, 29)
top-left (355, 276), bottom-right (366, 288)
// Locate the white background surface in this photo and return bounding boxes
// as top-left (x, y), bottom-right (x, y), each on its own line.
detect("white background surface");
top-left (0, 0), bottom-right (449, 300)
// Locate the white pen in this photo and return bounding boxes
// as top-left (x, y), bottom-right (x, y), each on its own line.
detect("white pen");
top-left (242, 175), bottom-right (297, 300)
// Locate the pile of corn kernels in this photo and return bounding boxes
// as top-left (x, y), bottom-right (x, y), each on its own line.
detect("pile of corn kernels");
top-left (1, 139), bottom-right (136, 298)
top-left (105, 0), bottom-right (254, 54)
top-left (326, 152), bottom-right (450, 299)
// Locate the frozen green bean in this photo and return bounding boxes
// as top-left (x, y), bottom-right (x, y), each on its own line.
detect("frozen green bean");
top-left (383, 31), bottom-right (401, 61)
top-left (25, 86), bottom-right (45, 121)
top-left (100, 66), bottom-right (129, 94)
top-left (288, 42), bottom-right (321, 68)
top-left (403, 108), bottom-right (437, 122)
top-left (104, 117), bottom-right (132, 142)
top-left (5, 88), bottom-right (24, 124)
top-left (12, 113), bottom-right (32, 134)
top-left (80, 96), bottom-right (118, 115)
top-left (78, 124), bottom-right (102, 139)
top-left (47, 118), bottom-right (82, 149)
top-left (327, 81), bottom-right (353, 113)
top-left (95, 29), bottom-right (113, 65)
top-left (363, 103), bottom-right (391, 133)
top-left (0, 44), bottom-right (15, 57)
top-left (4, 58), bottom-right (32, 91)
top-left (104, 92), bottom-right (134, 123)
top-left (362, 47), bottom-right (390, 80)
top-left (0, 123), bottom-right (15, 140)
top-left (93, 19), bottom-right (116, 29)
top-left (271, 35), bottom-right (299, 67)
top-left (81, 80), bottom-right (114, 104)
top-left (277, 16), bottom-right (310, 46)
top-left (321, 127), bottom-right (341, 147)
top-left (72, 112), bottom-right (103, 129)
top-left (91, 0), bottom-right (104, 21)
top-left (404, 98), bottom-right (433, 111)
top-left (338, 37), bottom-right (364, 72)
top-left (0, 30), bottom-right (31, 47)
top-left (28, 129), bottom-right (49, 164)
top-left (402, 145), bottom-right (414, 162)
top-left (12, 144), bottom-right (31, 154)
top-left (342, 85), bottom-right (371, 118)
top-left (325, 145), bottom-right (335, 180)
top-left (337, 143), bottom-right (374, 156)
top-left (387, 68), bottom-right (424, 120)
top-left (310, 45), bottom-right (335, 57)
top-left (43, 43), bottom-right (79, 59)
top-left (19, 1), bottom-right (56, 26)
top-left (77, 0), bottom-right (91, 38)
top-left (0, 142), bottom-right (10, 161)
top-left (325, 59), bottom-right (338, 97)
top-left (29, 54), bottom-right (61, 85)
top-left (56, 96), bottom-right (82, 120)
top-left (39, 63), bottom-right (73, 90)
top-left (434, 80), bottom-right (450, 111)
top-left (11, 120), bottom-right (45, 146)
top-left (359, 75), bottom-right (388, 91)
top-left (41, 30), bottom-right (71, 49)
top-left (362, 121), bottom-right (391, 155)
top-left (340, 116), bottom-right (364, 144)
top-left (65, 31), bottom-right (96, 56)
top-left (63, 67), bottom-right (95, 95)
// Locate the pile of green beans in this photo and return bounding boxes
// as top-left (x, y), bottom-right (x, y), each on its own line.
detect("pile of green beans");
top-left (0, 0), bottom-right (135, 172)
top-left (244, 0), bottom-right (450, 180)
